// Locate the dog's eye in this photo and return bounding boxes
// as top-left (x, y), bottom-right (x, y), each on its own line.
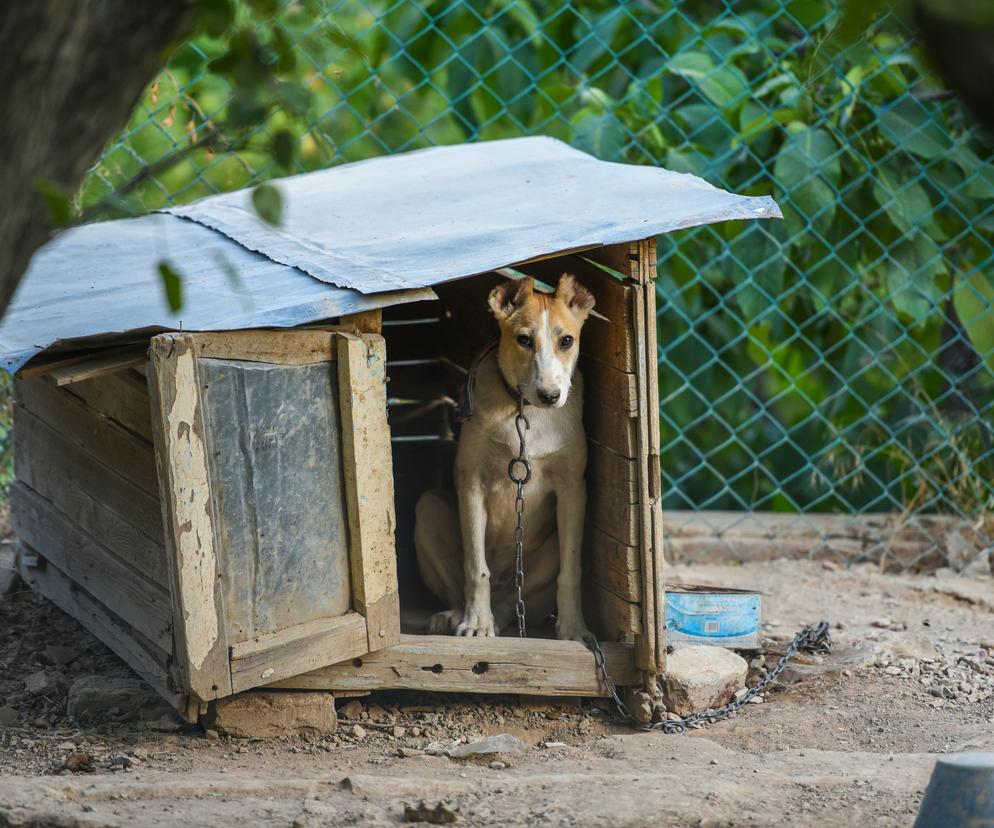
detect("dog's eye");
top-left (517, 334), bottom-right (533, 348)
top-left (560, 335), bottom-right (574, 350)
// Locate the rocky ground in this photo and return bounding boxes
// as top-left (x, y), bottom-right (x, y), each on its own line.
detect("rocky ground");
top-left (1, 554), bottom-right (993, 826)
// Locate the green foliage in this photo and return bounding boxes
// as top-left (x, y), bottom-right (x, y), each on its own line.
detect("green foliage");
top-left (82, 0), bottom-right (994, 520)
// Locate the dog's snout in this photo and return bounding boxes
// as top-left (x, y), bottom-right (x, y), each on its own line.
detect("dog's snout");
top-left (537, 388), bottom-right (561, 406)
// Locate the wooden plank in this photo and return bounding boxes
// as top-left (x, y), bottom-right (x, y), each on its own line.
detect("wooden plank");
top-left (229, 612), bottom-right (369, 693)
top-left (11, 483), bottom-right (172, 650)
top-left (638, 240), bottom-right (666, 672)
top-left (62, 369), bottom-right (153, 442)
top-left (14, 419), bottom-right (167, 585)
top-left (14, 407), bottom-right (164, 544)
top-left (583, 242), bottom-right (640, 281)
top-left (16, 377), bottom-right (158, 495)
top-left (268, 634), bottom-right (638, 696)
top-left (579, 356), bottom-right (638, 413)
top-left (188, 330), bottom-right (339, 365)
top-left (46, 346), bottom-right (147, 387)
top-left (584, 527), bottom-right (641, 603)
top-left (588, 440), bottom-right (638, 506)
top-left (16, 543), bottom-right (183, 711)
top-left (148, 333), bottom-right (233, 701)
top-left (585, 399), bottom-right (637, 459)
top-left (16, 343), bottom-right (147, 380)
top-left (631, 280), bottom-right (657, 672)
top-left (585, 581), bottom-right (641, 643)
top-left (337, 333), bottom-right (401, 652)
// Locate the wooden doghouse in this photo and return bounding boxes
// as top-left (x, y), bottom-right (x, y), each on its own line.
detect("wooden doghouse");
top-left (1, 138), bottom-right (779, 721)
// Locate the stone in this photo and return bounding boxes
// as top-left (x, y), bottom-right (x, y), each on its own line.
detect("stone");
top-left (339, 699), bottom-right (363, 720)
top-left (0, 706), bottom-right (18, 726)
top-left (0, 567), bottom-right (22, 596)
top-left (25, 671), bottom-right (60, 697)
top-left (204, 691), bottom-right (337, 739)
top-left (367, 704), bottom-right (389, 722)
top-left (392, 725), bottom-right (406, 738)
top-left (351, 724), bottom-right (366, 740)
top-left (67, 676), bottom-right (165, 720)
top-left (660, 646), bottom-right (748, 717)
top-left (42, 645), bottom-right (79, 666)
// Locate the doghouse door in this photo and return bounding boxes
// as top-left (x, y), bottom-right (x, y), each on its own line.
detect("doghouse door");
top-left (148, 330), bottom-right (399, 701)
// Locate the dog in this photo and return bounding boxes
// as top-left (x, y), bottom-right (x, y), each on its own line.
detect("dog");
top-left (414, 273), bottom-right (595, 639)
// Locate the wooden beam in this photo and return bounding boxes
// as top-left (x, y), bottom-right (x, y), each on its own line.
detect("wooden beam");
top-left (45, 346), bottom-right (147, 387)
top-left (148, 333), bottom-right (233, 701)
top-left (229, 612), bottom-right (369, 694)
top-left (16, 377), bottom-right (158, 495)
top-left (16, 343), bottom-right (147, 381)
top-left (14, 426), bottom-right (167, 586)
top-left (267, 634), bottom-right (638, 696)
top-left (11, 483), bottom-right (172, 650)
top-left (14, 406), bottom-right (164, 543)
top-left (61, 369), bottom-right (153, 442)
top-left (186, 330), bottom-right (339, 365)
top-left (631, 275), bottom-right (658, 673)
top-left (638, 239), bottom-right (666, 673)
top-left (337, 333), bottom-right (401, 652)
top-left (16, 543), bottom-right (183, 711)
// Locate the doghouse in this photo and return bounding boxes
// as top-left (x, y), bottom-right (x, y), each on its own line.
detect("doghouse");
top-left (1, 138), bottom-right (780, 722)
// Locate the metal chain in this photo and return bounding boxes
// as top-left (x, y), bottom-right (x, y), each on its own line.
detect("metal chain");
top-left (502, 402), bottom-right (832, 729)
top-left (584, 621), bottom-right (832, 733)
top-left (507, 390), bottom-right (531, 638)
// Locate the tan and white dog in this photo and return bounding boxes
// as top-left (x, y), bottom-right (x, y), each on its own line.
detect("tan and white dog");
top-left (414, 274), bottom-right (595, 640)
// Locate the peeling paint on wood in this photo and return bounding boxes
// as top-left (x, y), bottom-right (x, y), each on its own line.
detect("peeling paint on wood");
top-left (165, 349), bottom-right (219, 671)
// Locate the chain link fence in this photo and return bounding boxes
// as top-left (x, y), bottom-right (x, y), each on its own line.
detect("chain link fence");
top-left (82, 0), bottom-right (994, 572)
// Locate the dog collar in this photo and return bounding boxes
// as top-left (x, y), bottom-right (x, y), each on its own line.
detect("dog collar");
top-left (458, 339), bottom-right (529, 423)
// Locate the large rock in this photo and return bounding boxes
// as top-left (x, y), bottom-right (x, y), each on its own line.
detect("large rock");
top-left (67, 675), bottom-right (167, 720)
top-left (660, 646), bottom-right (748, 717)
top-left (204, 691), bottom-right (337, 739)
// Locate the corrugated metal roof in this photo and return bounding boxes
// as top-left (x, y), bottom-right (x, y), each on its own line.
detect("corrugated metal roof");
top-left (0, 137), bottom-right (780, 372)
top-left (168, 136), bottom-right (781, 293)
top-left (0, 214), bottom-right (431, 373)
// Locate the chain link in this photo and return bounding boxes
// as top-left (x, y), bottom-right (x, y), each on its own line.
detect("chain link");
top-left (507, 390), bottom-right (531, 639)
top-left (584, 621), bottom-right (832, 733)
top-left (503, 394), bottom-right (832, 729)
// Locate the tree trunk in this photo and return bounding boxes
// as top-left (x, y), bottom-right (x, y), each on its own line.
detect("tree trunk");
top-left (0, 0), bottom-right (194, 319)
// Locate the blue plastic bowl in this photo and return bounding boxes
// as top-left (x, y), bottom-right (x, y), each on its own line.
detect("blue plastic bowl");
top-left (914, 752), bottom-right (994, 828)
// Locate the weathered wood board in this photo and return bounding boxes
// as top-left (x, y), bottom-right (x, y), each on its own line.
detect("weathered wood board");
top-left (268, 634), bottom-right (637, 696)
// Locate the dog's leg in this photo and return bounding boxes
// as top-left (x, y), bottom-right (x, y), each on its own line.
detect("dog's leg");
top-left (554, 479), bottom-right (590, 641)
top-left (414, 489), bottom-right (463, 634)
top-left (455, 480), bottom-right (495, 636)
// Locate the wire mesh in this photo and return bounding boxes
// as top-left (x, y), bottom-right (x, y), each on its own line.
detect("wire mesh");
top-left (83, 0), bottom-right (994, 572)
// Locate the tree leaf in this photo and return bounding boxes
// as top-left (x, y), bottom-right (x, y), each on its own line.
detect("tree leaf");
top-left (252, 183), bottom-right (284, 226)
top-left (667, 51), bottom-right (748, 108)
top-left (195, 0), bottom-right (235, 38)
top-left (878, 98), bottom-right (952, 160)
top-left (886, 235), bottom-right (947, 324)
top-left (158, 261), bottom-right (183, 313)
top-left (953, 271), bottom-right (994, 377)
top-left (272, 130), bottom-right (294, 170)
top-left (570, 108), bottom-right (626, 160)
top-left (773, 127), bottom-right (840, 236)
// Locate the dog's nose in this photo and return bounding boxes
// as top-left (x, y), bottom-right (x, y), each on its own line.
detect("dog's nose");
top-left (537, 388), bottom-right (561, 405)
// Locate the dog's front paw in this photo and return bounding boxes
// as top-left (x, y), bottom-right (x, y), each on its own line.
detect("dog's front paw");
top-left (555, 614), bottom-right (591, 643)
top-left (456, 602), bottom-right (496, 637)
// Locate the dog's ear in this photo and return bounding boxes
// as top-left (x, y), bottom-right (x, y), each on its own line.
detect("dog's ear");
top-left (556, 273), bottom-right (595, 320)
top-left (489, 277), bottom-right (534, 321)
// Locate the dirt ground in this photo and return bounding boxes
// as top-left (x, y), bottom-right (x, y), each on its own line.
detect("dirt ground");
top-left (2, 555), bottom-right (993, 827)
